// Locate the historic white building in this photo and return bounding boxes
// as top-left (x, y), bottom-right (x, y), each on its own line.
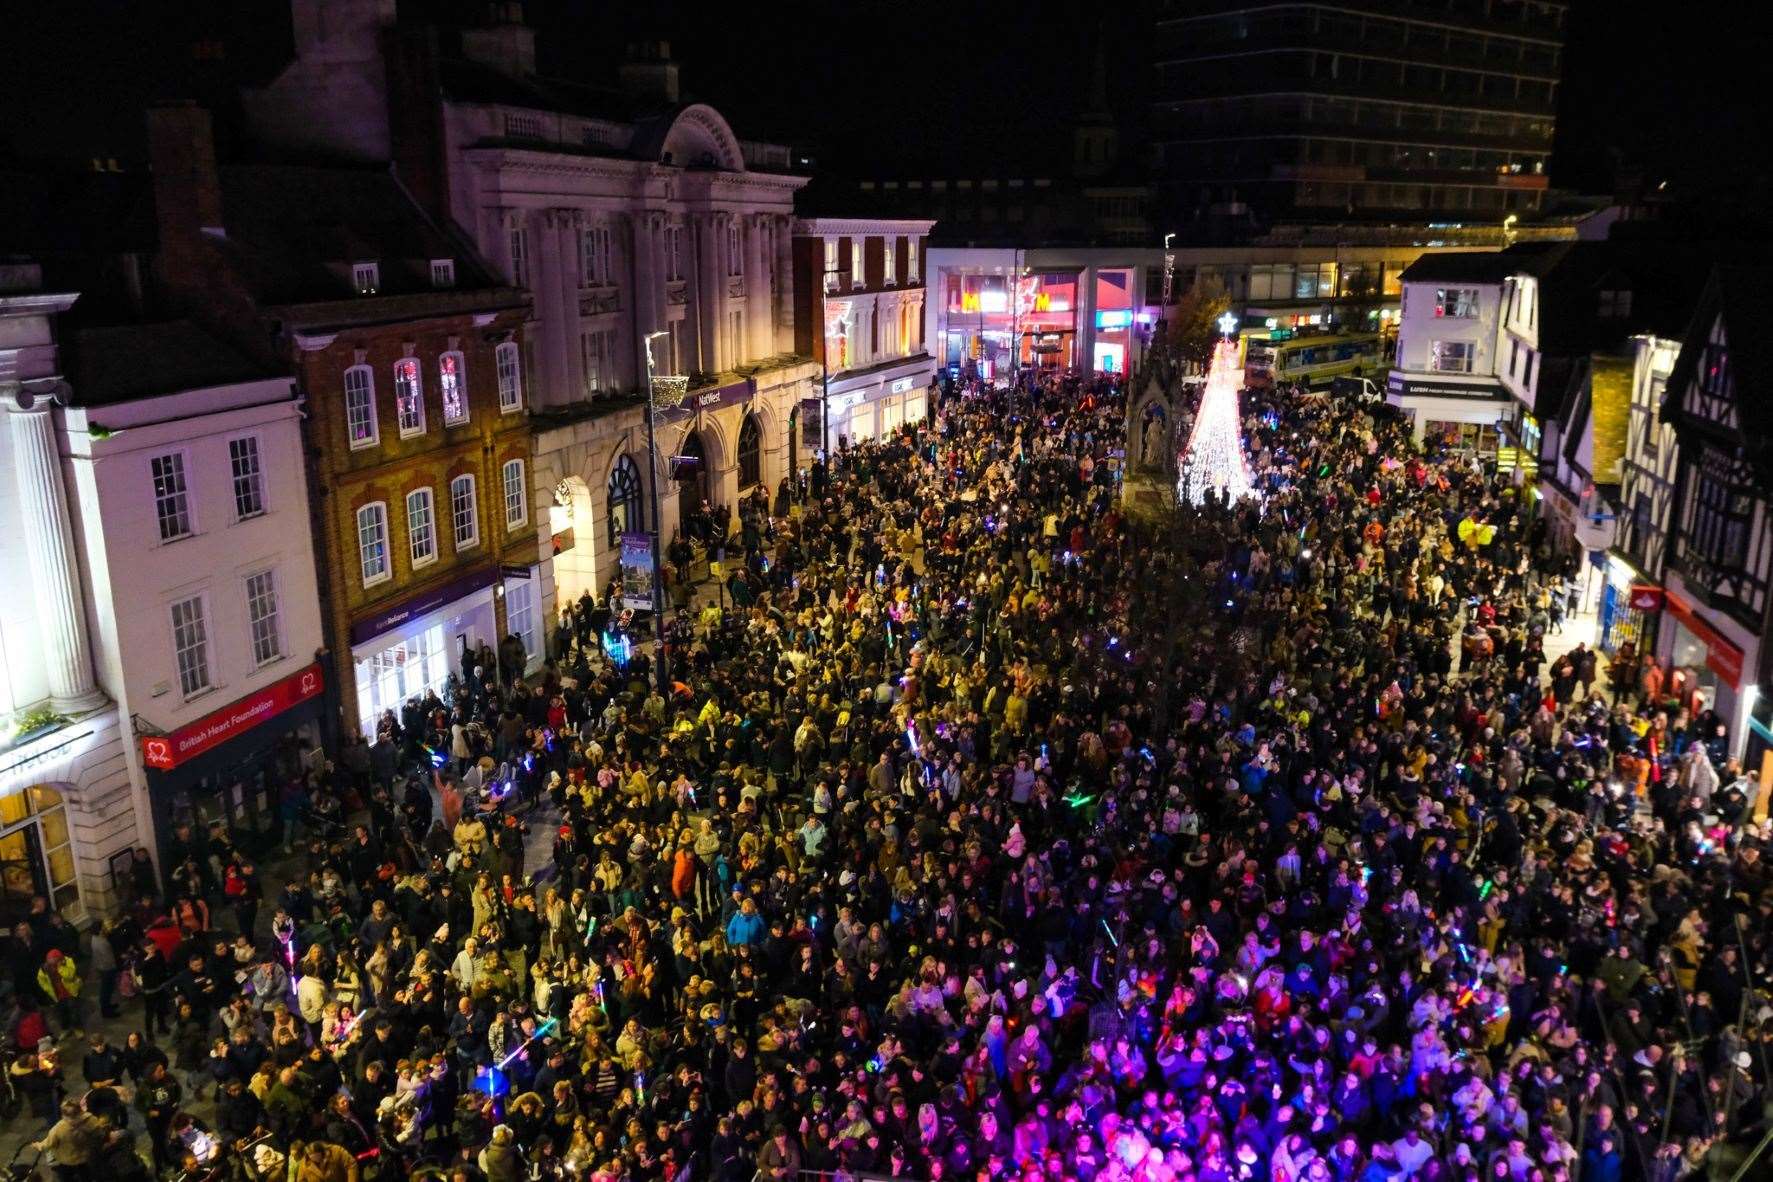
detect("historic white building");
top-left (1386, 251), bottom-right (1513, 450)
top-left (0, 268), bottom-right (131, 921)
top-left (60, 324), bottom-right (326, 878)
top-left (0, 270), bottom-right (327, 916)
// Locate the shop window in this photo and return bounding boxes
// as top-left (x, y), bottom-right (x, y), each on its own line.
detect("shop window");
top-left (608, 454), bottom-right (644, 542)
top-left (1435, 288), bottom-right (1479, 318)
top-left (439, 351), bottom-right (468, 425)
top-left (344, 365), bottom-right (378, 446)
top-left (0, 785), bottom-right (80, 921)
top-left (506, 580), bottom-right (535, 665)
top-left (245, 569), bottom-right (282, 667)
top-left (451, 474), bottom-right (480, 550)
top-left (394, 358), bottom-right (424, 436)
top-left (503, 459), bottom-right (528, 528)
top-left (407, 487), bottom-right (437, 568)
top-left (496, 342), bottom-right (524, 412)
top-left (170, 594), bottom-right (212, 698)
top-left (357, 502), bottom-right (390, 587)
top-left (1431, 340), bottom-right (1475, 373)
top-left (737, 414), bottom-right (762, 488)
top-left (229, 435), bottom-right (266, 520)
top-left (152, 452), bottom-right (193, 541)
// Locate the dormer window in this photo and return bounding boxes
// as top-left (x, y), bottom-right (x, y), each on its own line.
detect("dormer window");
top-left (431, 259), bottom-right (456, 289)
top-left (353, 261), bottom-right (381, 295)
top-left (1598, 288), bottom-right (1632, 319)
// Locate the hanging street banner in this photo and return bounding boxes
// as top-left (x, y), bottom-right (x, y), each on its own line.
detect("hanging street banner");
top-left (619, 533), bottom-right (656, 612)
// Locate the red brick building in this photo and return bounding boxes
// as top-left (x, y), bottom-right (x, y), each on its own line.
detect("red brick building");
top-left (147, 104), bottom-right (541, 738)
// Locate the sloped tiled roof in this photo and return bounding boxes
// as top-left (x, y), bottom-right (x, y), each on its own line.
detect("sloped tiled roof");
top-left (214, 164), bottom-right (511, 308)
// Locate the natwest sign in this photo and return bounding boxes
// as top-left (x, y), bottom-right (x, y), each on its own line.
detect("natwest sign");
top-left (141, 663), bottom-right (325, 771)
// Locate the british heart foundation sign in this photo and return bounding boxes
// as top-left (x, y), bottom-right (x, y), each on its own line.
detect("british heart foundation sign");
top-left (141, 663), bottom-right (325, 771)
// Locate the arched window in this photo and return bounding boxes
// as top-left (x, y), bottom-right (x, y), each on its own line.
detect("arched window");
top-left (737, 414), bottom-right (762, 488)
top-left (607, 454), bottom-right (644, 542)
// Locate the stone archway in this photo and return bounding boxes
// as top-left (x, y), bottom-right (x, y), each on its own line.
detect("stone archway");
top-left (550, 475), bottom-right (598, 606)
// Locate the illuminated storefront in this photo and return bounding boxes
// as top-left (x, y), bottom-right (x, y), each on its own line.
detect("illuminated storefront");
top-left (929, 248), bottom-right (1158, 382)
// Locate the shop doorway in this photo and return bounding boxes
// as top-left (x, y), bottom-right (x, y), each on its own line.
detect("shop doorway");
top-left (0, 784), bottom-right (80, 923)
top-left (674, 430), bottom-right (710, 539)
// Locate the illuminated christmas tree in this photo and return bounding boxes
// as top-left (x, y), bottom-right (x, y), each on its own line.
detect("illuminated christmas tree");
top-left (1178, 313), bottom-right (1257, 505)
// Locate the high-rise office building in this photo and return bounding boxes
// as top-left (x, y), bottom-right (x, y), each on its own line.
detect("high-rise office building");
top-left (1152, 1), bottom-right (1566, 225)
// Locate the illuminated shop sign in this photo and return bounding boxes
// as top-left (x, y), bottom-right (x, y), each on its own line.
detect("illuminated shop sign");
top-left (1095, 310), bottom-right (1133, 329)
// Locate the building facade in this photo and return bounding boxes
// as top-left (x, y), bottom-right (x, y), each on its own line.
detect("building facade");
top-left (247, 3), bottom-right (821, 610)
top-left (1150, 0), bottom-right (1566, 223)
top-left (928, 247), bottom-right (1162, 380)
top-left (792, 219), bottom-right (935, 448)
top-left (1387, 252), bottom-right (1514, 449)
top-left (1658, 269), bottom-right (1771, 766)
top-left (146, 104), bottom-right (541, 741)
top-left (0, 270), bottom-right (133, 922)
top-left (1598, 333), bottom-right (1682, 660)
top-left (59, 330), bottom-right (327, 874)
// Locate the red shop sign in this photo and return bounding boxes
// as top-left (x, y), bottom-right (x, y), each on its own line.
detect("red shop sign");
top-left (141, 662), bottom-right (324, 771)
top-left (1663, 592), bottom-right (1745, 690)
top-left (1628, 585), bottom-right (1664, 613)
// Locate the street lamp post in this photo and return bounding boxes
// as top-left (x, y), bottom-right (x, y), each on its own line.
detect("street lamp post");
top-left (642, 330), bottom-right (671, 693)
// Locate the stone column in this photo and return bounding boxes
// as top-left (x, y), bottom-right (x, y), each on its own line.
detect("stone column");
top-left (773, 214), bottom-right (795, 355)
top-left (745, 214), bottom-right (771, 361)
top-left (694, 213), bottom-right (723, 373)
top-left (4, 385), bottom-right (106, 712)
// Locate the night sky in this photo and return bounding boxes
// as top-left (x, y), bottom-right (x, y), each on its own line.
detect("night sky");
top-left (2, 0), bottom-right (1768, 214)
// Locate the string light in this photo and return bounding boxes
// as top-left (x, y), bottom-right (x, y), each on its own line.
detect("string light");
top-left (1179, 336), bottom-right (1258, 506)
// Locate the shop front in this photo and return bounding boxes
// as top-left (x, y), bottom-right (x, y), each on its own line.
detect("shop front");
top-left (140, 661), bottom-right (327, 868)
top-left (941, 270), bottom-right (1081, 376)
top-left (1386, 373), bottom-right (1509, 453)
top-left (1658, 577), bottom-right (1755, 759)
top-left (1597, 557), bottom-right (1661, 658)
top-left (350, 567), bottom-right (501, 738)
top-left (824, 362), bottom-right (936, 449)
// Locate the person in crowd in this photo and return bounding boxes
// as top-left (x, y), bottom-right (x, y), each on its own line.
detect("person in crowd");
top-left (14, 364), bottom-right (1771, 1182)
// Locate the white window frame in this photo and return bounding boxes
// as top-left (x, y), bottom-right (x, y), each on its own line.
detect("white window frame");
top-left (666, 225), bottom-right (684, 281)
top-left (352, 261), bottom-right (380, 295)
top-left (851, 238), bottom-right (864, 289)
top-left (430, 258), bottom-right (456, 288)
top-left (439, 349), bottom-right (469, 426)
top-left (344, 364), bottom-right (378, 448)
top-left (450, 474), bottom-right (480, 551)
top-left (394, 357), bottom-right (425, 436)
top-left (505, 578), bottom-right (536, 665)
top-left (883, 237), bottom-right (897, 287)
top-left (244, 568), bottom-right (283, 668)
top-left (357, 501), bottom-right (391, 588)
top-left (908, 237), bottom-right (920, 283)
top-left (406, 487), bottom-right (438, 568)
top-left (495, 341), bottom-right (524, 413)
top-left (502, 459), bottom-right (528, 528)
top-left (1435, 287), bottom-right (1479, 319)
top-left (1430, 340), bottom-right (1476, 374)
top-left (727, 222), bottom-right (742, 276)
top-left (151, 450), bottom-right (194, 542)
top-left (823, 238), bottom-right (839, 293)
top-left (170, 593), bottom-right (213, 699)
top-left (228, 434), bottom-right (266, 521)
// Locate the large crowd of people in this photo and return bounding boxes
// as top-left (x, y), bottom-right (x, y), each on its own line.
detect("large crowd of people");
top-left (3, 360), bottom-right (1770, 1182)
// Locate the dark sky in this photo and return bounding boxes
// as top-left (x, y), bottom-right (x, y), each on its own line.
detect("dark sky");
top-left (2, 0), bottom-right (1767, 210)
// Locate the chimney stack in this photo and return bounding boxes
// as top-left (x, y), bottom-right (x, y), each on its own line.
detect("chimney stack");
top-left (146, 102), bottom-right (225, 242)
top-left (619, 41), bottom-right (680, 106)
top-left (386, 23), bottom-right (450, 220)
top-left (461, 1), bottom-right (536, 78)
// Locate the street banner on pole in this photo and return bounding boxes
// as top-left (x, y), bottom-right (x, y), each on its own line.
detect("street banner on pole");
top-left (619, 532), bottom-right (655, 611)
